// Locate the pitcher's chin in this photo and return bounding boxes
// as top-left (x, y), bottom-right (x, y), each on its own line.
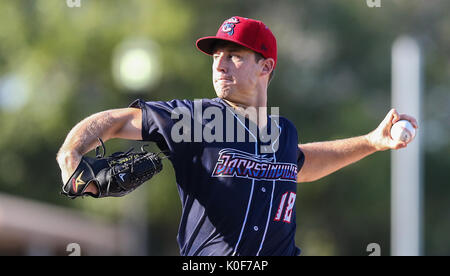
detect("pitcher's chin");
top-left (214, 87), bottom-right (234, 99)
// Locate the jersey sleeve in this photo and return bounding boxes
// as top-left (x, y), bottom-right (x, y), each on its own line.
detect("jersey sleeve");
top-left (128, 98), bottom-right (194, 155)
top-left (297, 146), bottom-right (305, 173)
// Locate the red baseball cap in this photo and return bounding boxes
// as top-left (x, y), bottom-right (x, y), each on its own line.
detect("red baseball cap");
top-left (196, 16), bottom-right (278, 68)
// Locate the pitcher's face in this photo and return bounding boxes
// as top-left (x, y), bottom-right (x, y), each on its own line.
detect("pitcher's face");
top-left (212, 43), bottom-right (260, 100)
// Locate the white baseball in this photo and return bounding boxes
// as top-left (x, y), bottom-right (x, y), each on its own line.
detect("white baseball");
top-left (390, 120), bottom-right (416, 143)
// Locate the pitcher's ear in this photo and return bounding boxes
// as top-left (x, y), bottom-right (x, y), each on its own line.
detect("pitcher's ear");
top-left (261, 58), bottom-right (275, 77)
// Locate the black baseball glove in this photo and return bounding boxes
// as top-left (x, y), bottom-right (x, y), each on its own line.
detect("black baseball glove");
top-left (61, 138), bottom-right (164, 199)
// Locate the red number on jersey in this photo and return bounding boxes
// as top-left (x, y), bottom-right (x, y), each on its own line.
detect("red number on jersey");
top-left (274, 192), bottom-right (296, 223)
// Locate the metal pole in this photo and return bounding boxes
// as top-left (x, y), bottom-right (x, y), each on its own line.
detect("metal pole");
top-left (391, 36), bottom-right (424, 256)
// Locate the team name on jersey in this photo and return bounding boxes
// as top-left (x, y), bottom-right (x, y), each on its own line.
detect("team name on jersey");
top-left (212, 149), bottom-right (298, 181)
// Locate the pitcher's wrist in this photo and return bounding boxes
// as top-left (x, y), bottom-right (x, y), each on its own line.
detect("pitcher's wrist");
top-left (57, 150), bottom-right (82, 183)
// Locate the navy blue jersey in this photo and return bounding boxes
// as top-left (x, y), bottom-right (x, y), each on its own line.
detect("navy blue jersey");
top-left (129, 97), bottom-right (305, 256)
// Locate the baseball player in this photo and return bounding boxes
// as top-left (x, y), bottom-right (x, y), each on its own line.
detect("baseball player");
top-left (57, 16), bottom-right (418, 256)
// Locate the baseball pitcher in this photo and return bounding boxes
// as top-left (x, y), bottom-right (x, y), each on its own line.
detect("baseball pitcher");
top-left (57, 16), bottom-right (418, 256)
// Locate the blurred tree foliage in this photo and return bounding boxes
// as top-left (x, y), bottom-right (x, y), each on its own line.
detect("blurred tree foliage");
top-left (0, 0), bottom-right (449, 255)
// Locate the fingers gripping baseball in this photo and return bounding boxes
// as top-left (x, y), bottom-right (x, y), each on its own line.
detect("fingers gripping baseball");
top-left (387, 109), bottom-right (408, 149)
top-left (367, 108), bottom-right (419, 151)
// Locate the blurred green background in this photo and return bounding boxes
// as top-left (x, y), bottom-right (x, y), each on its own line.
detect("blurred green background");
top-left (0, 0), bottom-right (449, 255)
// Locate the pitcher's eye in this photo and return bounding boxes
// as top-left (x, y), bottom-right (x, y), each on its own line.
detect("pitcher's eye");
top-left (230, 54), bottom-right (242, 60)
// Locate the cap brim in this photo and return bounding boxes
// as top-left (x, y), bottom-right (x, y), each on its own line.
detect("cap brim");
top-left (195, 36), bottom-right (261, 57)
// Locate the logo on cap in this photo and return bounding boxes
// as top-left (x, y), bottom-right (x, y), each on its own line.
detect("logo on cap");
top-left (221, 17), bottom-right (240, 36)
